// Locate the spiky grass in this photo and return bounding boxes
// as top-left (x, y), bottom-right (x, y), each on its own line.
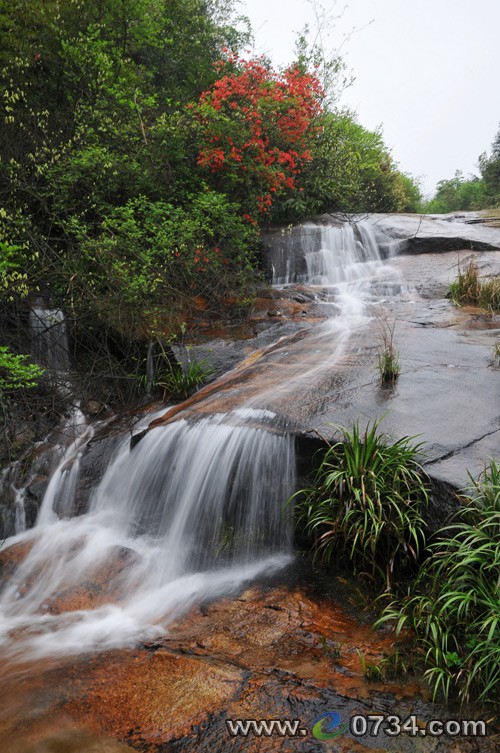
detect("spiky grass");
top-left (448, 260), bottom-right (500, 310)
top-left (157, 358), bottom-right (213, 400)
top-left (291, 419), bottom-right (429, 592)
top-left (377, 313), bottom-right (400, 385)
top-left (377, 460), bottom-right (500, 705)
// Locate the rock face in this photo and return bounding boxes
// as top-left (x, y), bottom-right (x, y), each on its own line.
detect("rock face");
top-left (0, 584), bottom-right (491, 752)
top-left (364, 212), bottom-right (500, 254)
top-left (0, 215), bottom-right (498, 753)
top-left (142, 246), bottom-right (499, 493)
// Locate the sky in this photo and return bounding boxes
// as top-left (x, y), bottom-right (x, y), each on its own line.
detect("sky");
top-left (241, 0), bottom-right (500, 197)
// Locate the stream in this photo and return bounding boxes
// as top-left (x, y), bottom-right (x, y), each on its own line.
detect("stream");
top-left (0, 215), bottom-right (498, 752)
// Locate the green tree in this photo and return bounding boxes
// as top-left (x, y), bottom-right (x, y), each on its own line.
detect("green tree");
top-left (424, 171), bottom-right (487, 213)
top-left (479, 125), bottom-right (500, 205)
top-left (280, 110), bottom-right (417, 219)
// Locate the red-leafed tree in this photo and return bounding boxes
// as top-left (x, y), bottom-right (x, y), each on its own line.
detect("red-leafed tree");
top-left (191, 52), bottom-right (324, 221)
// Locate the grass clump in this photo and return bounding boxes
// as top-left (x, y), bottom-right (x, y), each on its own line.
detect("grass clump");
top-left (377, 460), bottom-right (500, 705)
top-left (448, 260), bottom-right (500, 310)
top-left (292, 420), bottom-right (429, 592)
top-left (157, 358), bottom-right (214, 400)
top-left (377, 314), bottom-right (400, 385)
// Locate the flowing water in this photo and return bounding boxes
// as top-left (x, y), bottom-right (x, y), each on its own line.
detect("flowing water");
top-left (0, 219), bottom-right (401, 660)
top-left (29, 303), bottom-right (70, 375)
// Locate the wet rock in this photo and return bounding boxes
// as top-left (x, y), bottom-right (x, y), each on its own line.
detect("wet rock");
top-left (6, 729), bottom-right (135, 753)
top-left (0, 540), bottom-right (34, 585)
top-left (44, 546), bottom-right (138, 614)
top-left (0, 587), bottom-right (488, 752)
top-left (142, 248), bottom-right (499, 492)
top-left (370, 212), bottom-right (500, 254)
top-left (64, 650), bottom-right (244, 749)
top-left (74, 433), bottom-right (120, 515)
top-left (82, 400), bottom-right (105, 416)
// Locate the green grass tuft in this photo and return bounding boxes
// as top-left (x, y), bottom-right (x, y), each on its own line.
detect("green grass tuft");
top-left (156, 358), bottom-right (214, 400)
top-left (377, 460), bottom-right (500, 705)
top-left (290, 419), bottom-right (429, 592)
top-left (448, 260), bottom-right (500, 310)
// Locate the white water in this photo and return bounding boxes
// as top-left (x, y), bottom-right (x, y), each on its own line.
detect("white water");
top-left (0, 415), bottom-right (295, 658)
top-left (29, 304), bottom-right (70, 374)
top-left (0, 220), bottom-right (400, 660)
top-left (248, 220), bottom-right (403, 409)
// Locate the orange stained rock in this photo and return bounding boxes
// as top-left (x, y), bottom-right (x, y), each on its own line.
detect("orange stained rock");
top-left (64, 649), bottom-right (244, 748)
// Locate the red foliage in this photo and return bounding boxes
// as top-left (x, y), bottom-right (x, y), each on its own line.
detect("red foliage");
top-left (192, 53), bottom-right (323, 220)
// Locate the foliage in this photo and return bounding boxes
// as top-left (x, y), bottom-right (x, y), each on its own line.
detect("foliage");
top-left (0, 0), bottom-right (257, 394)
top-left (424, 124), bottom-right (500, 212)
top-left (286, 110), bottom-right (421, 220)
top-left (424, 171), bottom-right (487, 213)
top-left (392, 173), bottom-right (423, 213)
top-left (448, 260), bottom-right (500, 311)
top-left (0, 346), bottom-right (44, 401)
top-left (58, 191), bottom-right (259, 338)
top-left (156, 358), bottom-right (214, 400)
top-left (291, 420), bottom-right (429, 591)
top-left (0, 0), bottom-right (425, 405)
top-left (479, 125), bottom-right (500, 206)
top-left (192, 51), bottom-right (324, 221)
top-left (378, 461), bottom-right (500, 705)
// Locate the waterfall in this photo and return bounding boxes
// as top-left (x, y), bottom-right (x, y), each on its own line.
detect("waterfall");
top-left (0, 412), bottom-right (295, 657)
top-left (0, 218), bottom-right (399, 660)
top-left (268, 219), bottom-right (389, 286)
top-left (36, 407), bottom-right (95, 526)
top-left (0, 407), bottom-right (94, 538)
top-left (29, 304), bottom-right (70, 374)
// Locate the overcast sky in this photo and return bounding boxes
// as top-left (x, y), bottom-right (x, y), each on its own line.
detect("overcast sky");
top-left (241, 0), bottom-right (500, 196)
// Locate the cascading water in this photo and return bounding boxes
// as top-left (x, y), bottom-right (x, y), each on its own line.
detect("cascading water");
top-left (0, 218), bottom-right (400, 661)
top-left (29, 303), bottom-right (70, 375)
top-left (0, 302), bottom-right (96, 537)
top-left (269, 219), bottom-right (392, 287)
top-left (0, 411), bottom-right (295, 657)
top-left (36, 407), bottom-right (96, 526)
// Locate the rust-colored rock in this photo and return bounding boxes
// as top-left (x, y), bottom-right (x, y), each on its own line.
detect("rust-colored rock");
top-left (0, 585), bottom-right (491, 752)
top-left (0, 540), bottom-right (35, 584)
top-left (44, 546), bottom-right (138, 614)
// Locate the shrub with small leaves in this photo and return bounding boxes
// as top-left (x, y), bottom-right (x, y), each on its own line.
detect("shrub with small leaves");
top-left (0, 346), bottom-right (44, 404)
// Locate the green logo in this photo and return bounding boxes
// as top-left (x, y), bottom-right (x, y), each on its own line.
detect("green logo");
top-left (311, 711), bottom-right (349, 740)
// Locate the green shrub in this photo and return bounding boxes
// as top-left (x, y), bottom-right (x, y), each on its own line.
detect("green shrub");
top-left (0, 346), bottom-right (44, 404)
top-left (292, 420), bottom-right (429, 592)
top-left (378, 461), bottom-right (500, 705)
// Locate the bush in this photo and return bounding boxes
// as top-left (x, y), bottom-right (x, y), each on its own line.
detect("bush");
top-left (0, 346), bottom-right (44, 406)
top-left (424, 172), bottom-right (487, 213)
top-left (289, 110), bottom-right (420, 219)
top-left (292, 420), bottom-right (429, 592)
top-left (61, 191), bottom-right (259, 339)
top-left (192, 52), bottom-right (324, 221)
top-left (378, 461), bottom-right (500, 704)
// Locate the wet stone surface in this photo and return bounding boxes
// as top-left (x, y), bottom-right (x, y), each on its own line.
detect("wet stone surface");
top-left (0, 585), bottom-right (493, 752)
top-left (149, 248), bottom-right (499, 492)
top-left (0, 222), bottom-right (498, 753)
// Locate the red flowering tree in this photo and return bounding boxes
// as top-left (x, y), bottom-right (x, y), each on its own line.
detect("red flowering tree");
top-left (191, 53), bottom-right (324, 222)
